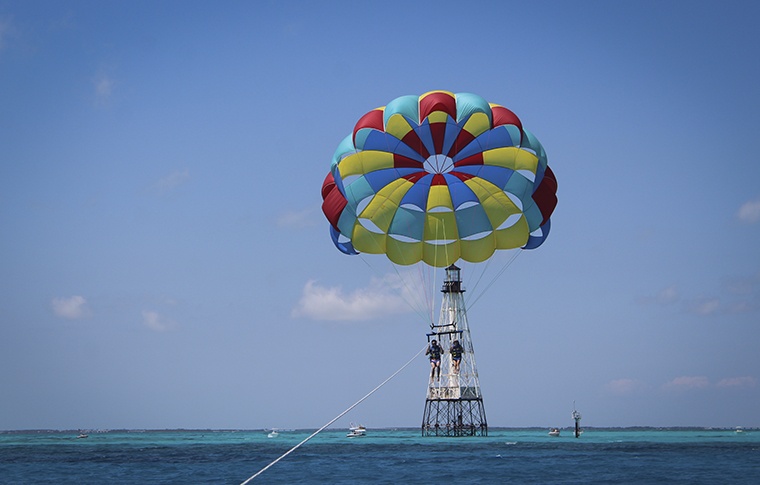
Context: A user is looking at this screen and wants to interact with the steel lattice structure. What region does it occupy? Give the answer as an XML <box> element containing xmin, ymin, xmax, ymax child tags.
<box><xmin>421</xmin><ymin>265</ymin><xmax>488</xmax><ymax>437</ymax></box>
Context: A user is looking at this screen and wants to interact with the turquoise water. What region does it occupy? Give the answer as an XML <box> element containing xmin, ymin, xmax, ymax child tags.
<box><xmin>1</xmin><ymin>428</ymin><xmax>758</xmax><ymax>484</ymax></box>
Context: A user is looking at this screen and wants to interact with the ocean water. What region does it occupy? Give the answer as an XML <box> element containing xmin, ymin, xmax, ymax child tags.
<box><xmin>1</xmin><ymin>428</ymin><xmax>758</xmax><ymax>484</ymax></box>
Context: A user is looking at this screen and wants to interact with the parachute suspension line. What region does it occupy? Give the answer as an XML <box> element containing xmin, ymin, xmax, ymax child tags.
<box><xmin>390</xmin><ymin>260</ymin><xmax>433</xmax><ymax>323</ymax></box>
<box><xmin>386</xmin><ymin>230</ymin><xmax>435</xmax><ymax>321</ymax></box>
<box><xmin>239</xmin><ymin>343</ymin><xmax>429</xmax><ymax>484</ymax></box>
<box><xmin>357</xmin><ymin>253</ymin><xmax>430</xmax><ymax>324</ymax></box>
<box><xmin>431</xmin><ymin>216</ymin><xmax>449</xmax><ymax>324</ymax></box>
<box><xmin>491</xmin><ymin>249</ymin><xmax>524</xmax><ymax>283</ymax></box>
<box><xmin>349</xmin><ymin>224</ymin><xmax>431</xmax><ymax>322</ymax></box>
<box><xmin>428</xmin><ymin>263</ymin><xmax>437</xmax><ymax>325</ymax></box>
<box><xmin>415</xmin><ymin>261</ymin><xmax>436</xmax><ymax>326</ymax></box>
<box><xmin>466</xmin><ymin>249</ymin><xmax>523</xmax><ymax>311</ymax></box>
<box><xmin>463</xmin><ymin>250</ymin><xmax>499</xmax><ymax>299</ymax></box>
<box><xmin>463</xmin><ymin>245</ymin><xmax>519</xmax><ymax>304</ymax></box>
<box><xmin>439</xmin><ymin>216</ymin><xmax>451</xmax><ymax>270</ymax></box>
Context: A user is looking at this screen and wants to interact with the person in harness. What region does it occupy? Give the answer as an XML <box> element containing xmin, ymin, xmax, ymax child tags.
<box><xmin>426</xmin><ymin>339</ymin><xmax>443</xmax><ymax>382</ymax></box>
<box><xmin>450</xmin><ymin>339</ymin><xmax>463</xmax><ymax>374</ymax></box>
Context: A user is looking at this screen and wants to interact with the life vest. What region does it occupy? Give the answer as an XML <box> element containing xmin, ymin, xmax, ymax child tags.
<box><xmin>429</xmin><ymin>344</ymin><xmax>441</xmax><ymax>360</ymax></box>
<box><xmin>451</xmin><ymin>344</ymin><xmax>463</xmax><ymax>359</ymax></box>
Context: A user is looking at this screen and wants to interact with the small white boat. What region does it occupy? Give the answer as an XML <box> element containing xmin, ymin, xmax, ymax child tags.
<box><xmin>548</xmin><ymin>428</ymin><xmax>560</xmax><ymax>437</ymax></box>
<box><xmin>76</xmin><ymin>433</ymin><xmax>89</xmax><ymax>439</ymax></box>
<box><xmin>346</xmin><ymin>423</ymin><xmax>366</xmax><ymax>438</ymax></box>
<box><xmin>735</xmin><ymin>426</ymin><xmax>744</xmax><ymax>433</ymax></box>
<box><xmin>267</xmin><ymin>429</ymin><xmax>279</xmax><ymax>438</ymax></box>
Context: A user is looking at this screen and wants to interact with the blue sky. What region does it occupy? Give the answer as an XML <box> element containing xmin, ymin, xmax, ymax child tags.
<box><xmin>1</xmin><ymin>0</ymin><xmax>759</xmax><ymax>431</ymax></box>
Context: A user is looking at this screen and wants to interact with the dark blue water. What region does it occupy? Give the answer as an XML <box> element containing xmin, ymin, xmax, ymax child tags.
<box><xmin>1</xmin><ymin>428</ymin><xmax>758</xmax><ymax>484</ymax></box>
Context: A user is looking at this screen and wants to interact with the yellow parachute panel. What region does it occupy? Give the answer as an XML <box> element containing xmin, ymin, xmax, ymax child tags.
<box><xmin>426</xmin><ymin>184</ymin><xmax>454</xmax><ymax>211</ymax></box>
<box><xmin>385</xmin><ymin>113</ymin><xmax>415</xmax><ymax>141</ymax></box>
<box><xmin>423</xmin><ymin>241</ymin><xmax>460</xmax><ymax>267</ymax></box>
<box><xmin>426</xmin><ymin>111</ymin><xmax>449</xmax><ymax>124</ymax></box>
<box><xmin>359</xmin><ymin>179</ymin><xmax>412</xmax><ymax>232</ymax></box>
<box><xmin>494</xmin><ymin>215</ymin><xmax>530</xmax><ymax>249</ymax></box>
<box><xmin>386</xmin><ymin>239</ymin><xmax>423</xmax><ymax>265</ymax></box>
<box><xmin>460</xmin><ymin>235</ymin><xmax>497</xmax><ymax>263</ymax></box>
<box><xmin>424</xmin><ymin>211</ymin><xmax>459</xmax><ymax>243</ymax></box>
<box><xmin>462</xmin><ymin>112</ymin><xmax>491</xmax><ymax>138</ymax></box>
<box><xmin>338</xmin><ymin>151</ymin><xmax>395</xmax><ymax>178</ymax></box>
<box><xmin>351</xmin><ymin>224</ymin><xmax>386</xmax><ymax>254</ymax></box>
<box><xmin>464</xmin><ymin>178</ymin><xmax>521</xmax><ymax>227</ymax></box>
<box><xmin>483</xmin><ymin>147</ymin><xmax>538</xmax><ymax>174</ymax></box>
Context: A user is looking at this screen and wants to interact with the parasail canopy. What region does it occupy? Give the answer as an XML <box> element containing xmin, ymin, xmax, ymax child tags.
<box><xmin>322</xmin><ymin>90</ymin><xmax>557</xmax><ymax>267</ymax></box>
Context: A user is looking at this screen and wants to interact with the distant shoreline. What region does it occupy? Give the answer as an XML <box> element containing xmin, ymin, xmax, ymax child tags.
<box><xmin>2</xmin><ymin>426</ymin><xmax>755</xmax><ymax>434</ymax></box>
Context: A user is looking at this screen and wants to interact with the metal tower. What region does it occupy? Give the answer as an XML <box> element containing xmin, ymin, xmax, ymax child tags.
<box><xmin>422</xmin><ymin>264</ymin><xmax>487</xmax><ymax>437</ymax></box>
<box><xmin>572</xmin><ymin>402</ymin><xmax>582</xmax><ymax>438</ymax></box>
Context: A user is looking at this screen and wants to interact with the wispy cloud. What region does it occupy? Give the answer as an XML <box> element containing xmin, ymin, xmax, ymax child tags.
<box><xmin>605</xmin><ymin>378</ymin><xmax>645</xmax><ymax>396</ymax></box>
<box><xmin>94</xmin><ymin>73</ymin><xmax>114</xmax><ymax>102</ymax></box>
<box><xmin>142</xmin><ymin>310</ymin><xmax>177</xmax><ymax>332</ymax></box>
<box><xmin>723</xmin><ymin>300</ymin><xmax>755</xmax><ymax>314</ymax></box>
<box><xmin>662</xmin><ymin>376</ymin><xmax>710</xmax><ymax>391</ymax></box>
<box><xmin>716</xmin><ymin>376</ymin><xmax>757</xmax><ymax>389</ymax></box>
<box><xmin>662</xmin><ymin>375</ymin><xmax>757</xmax><ymax>391</ymax></box>
<box><xmin>638</xmin><ymin>285</ymin><xmax>680</xmax><ymax>306</ymax></box>
<box><xmin>656</xmin><ymin>285</ymin><xmax>679</xmax><ymax>304</ymax></box>
<box><xmin>152</xmin><ymin>169</ymin><xmax>190</xmax><ymax>194</ymax></box>
<box><xmin>725</xmin><ymin>272</ymin><xmax>760</xmax><ymax>296</ymax></box>
<box><xmin>685</xmin><ymin>297</ymin><xmax>721</xmax><ymax>316</ymax></box>
<box><xmin>291</xmin><ymin>277</ymin><xmax>413</xmax><ymax>322</ymax></box>
<box><xmin>277</xmin><ymin>208</ymin><xmax>316</xmax><ymax>229</ymax></box>
<box><xmin>51</xmin><ymin>295</ymin><xmax>91</xmax><ymax>320</ymax></box>
<box><xmin>641</xmin><ymin>277</ymin><xmax>759</xmax><ymax>316</ymax></box>
<box><xmin>91</xmin><ymin>65</ymin><xmax>118</xmax><ymax>108</ymax></box>
<box><xmin>737</xmin><ymin>198</ymin><xmax>760</xmax><ymax>223</ymax></box>
<box><xmin>718</xmin><ymin>272</ymin><xmax>760</xmax><ymax>314</ymax></box>
<box><xmin>0</xmin><ymin>15</ymin><xmax>16</xmax><ymax>53</ymax></box>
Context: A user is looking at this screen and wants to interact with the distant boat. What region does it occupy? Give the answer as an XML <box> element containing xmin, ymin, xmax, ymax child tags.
<box><xmin>735</xmin><ymin>427</ymin><xmax>744</xmax><ymax>433</ymax></box>
<box><xmin>548</xmin><ymin>428</ymin><xmax>560</xmax><ymax>437</ymax></box>
<box><xmin>347</xmin><ymin>423</ymin><xmax>366</xmax><ymax>438</ymax></box>
<box><xmin>267</xmin><ymin>429</ymin><xmax>279</xmax><ymax>438</ymax></box>
<box><xmin>76</xmin><ymin>433</ymin><xmax>89</xmax><ymax>439</ymax></box>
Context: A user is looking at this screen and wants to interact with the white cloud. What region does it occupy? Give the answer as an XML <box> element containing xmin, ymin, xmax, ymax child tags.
<box><xmin>737</xmin><ymin>198</ymin><xmax>760</xmax><ymax>223</ymax></box>
<box><xmin>662</xmin><ymin>376</ymin><xmax>709</xmax><ymax>391</ymax></box>
<box><xmin>0</xmin><ymin>16</ymin><xmax>16</xmax><ymax>52</ymax></box>
<box><xmin>277</xmin><ymin>209</ymin><xmax>316</xmax><ymax>228</ymax></box>
<box><xmin>716</xmin><ymin>376</ymin><xmax>757</xmax><ymax>389</ymax></box>
<box><xmin>153</xmin><ymin>169</ymin><xmax>190</xmax><ymax>193</ymax></box>
<box><xmin>291</xmin><ymin>277</ymin><xmax>412</xmax><ymax>322</ymax></box>
<box><xmin>686</xmin><ymin>297</ymin><xmax>721</xmax><ymax>315</ymax></box>
<box><xmin>142</xmin><ymin>310</ymin><xmax>176</xmax><ymax>332</ymax></box>
<box><xmin>95</xmin><ymin>74</ymin><xmax>113</xmax><ymax>100</ymax></box>
<box><xmin>605</xmin><ymin>378</ymin><xmax>645</xmax><ymax>396</ymax></box>
<box><xmin>723</xmin><ymin>300</ymin><xmax>755</xmax><ymax>314</ymax></box>
<box><xmin>712</xmin><ymin>273</ymin><xmax>760</xmax><ymax>315</ymax></box>
<box><xmin>656</xmin><ymin>285</ymin><xmax>679</xmax><ymax>304</ymax></box>
<box><xmin>641</xmin><ymin>274</ymin><xmax>760</xmax><ymax>316</ymax></box>
<box><xmin>92</xmin><ymin>65</ymin><xmax>118</xmax><ymax>108</ymax></box>
<box><xmin>724</xmin><ymin>272</ymin><xmax>760</xmax><ymax>299</ymax></box>
<box><xmin>637</xmin><ymin>285</ymin><xmax>679</xmax><ymax>306</ymax></box>
<box><xmin>51</xmin><ymin>295</ymin><xmax>90</xmax><ymax>320</ymax></box>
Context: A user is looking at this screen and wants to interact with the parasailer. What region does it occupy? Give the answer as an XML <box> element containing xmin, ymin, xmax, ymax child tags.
<box><xmin>425</xmin><ymin>339</ymin><xmax>443</xmax><ymax>382</ymax></box>
<box><xmin>321</xmin><ymin>90</ymin><xmax>557</xmax><ymax>268</ymax></box>
<box><xmin>450</xmin><ymin>339</ymin><xmax>463</xmax><ymax>374</ymax></box>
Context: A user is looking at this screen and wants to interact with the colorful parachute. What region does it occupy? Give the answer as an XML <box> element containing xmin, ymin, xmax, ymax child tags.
<box><xmin>321</xmin><ymin>91</ymin><xmax>557</xmax><ymax>267</ymax></box>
